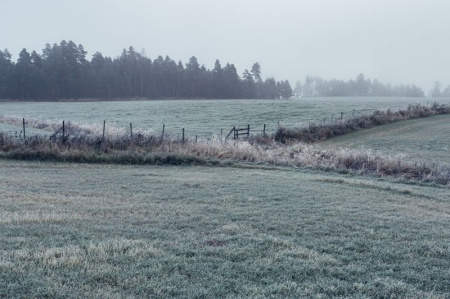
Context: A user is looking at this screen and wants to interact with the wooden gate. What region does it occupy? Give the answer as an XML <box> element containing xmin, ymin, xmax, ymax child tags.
<box><xmin>225</xmin><ymin>125</ymin><xmax>250</xmax><ymax>140</ymax></box>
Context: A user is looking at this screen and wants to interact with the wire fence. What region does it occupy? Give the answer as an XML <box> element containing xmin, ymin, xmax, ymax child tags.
<box><xmin>1</xmin><ymin>101</ymin><xmax>447</xmax><ymax>143</ymax></box>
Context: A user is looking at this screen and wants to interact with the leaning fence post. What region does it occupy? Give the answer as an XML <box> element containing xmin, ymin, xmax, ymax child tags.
<box><xmin>225</xmin><ymin>126</ymin><xmax>235</xmax><ymax>140</ymax></box>
<box><xmin>22</xmin><ymin>118</ymin><xmax>26</xmax><ymax>141</ymax></box>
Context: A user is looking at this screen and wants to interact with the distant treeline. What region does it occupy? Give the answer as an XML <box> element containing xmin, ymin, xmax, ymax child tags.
<box><xmin>294</xmin><ymin>74</ymin><xmax>425</xmax><ymax>97</ymax></box>
<box><xmin>0</xmin><ymin>40</ymin><xmax>293</xmax><ymax>101</ymax></box>
<box><xmin>429</xmin><ymin>81</ymin><xmax>450</xmax><ymax>98</ymax></box>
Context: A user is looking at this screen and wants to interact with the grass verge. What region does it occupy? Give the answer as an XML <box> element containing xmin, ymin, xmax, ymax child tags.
<box><xmin>321</xmin><ymin>114</ymin><xmax>450</xmax><ymax>164</ymax></box>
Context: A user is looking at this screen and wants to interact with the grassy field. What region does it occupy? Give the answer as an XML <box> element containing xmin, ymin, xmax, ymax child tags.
<box><xmin>1</xmin><ymin>160</ymin><xmax>449</xmax><ymax>297</ymax></box>
<box><xmin>322</xmin><ymin>114</ymin><xmax>450</xmax><ymax>165</ymax></box>
<box><xmin>1</xmin><ymin>98</ymin><xmax>449</xmax><ymax>297</ymax></box>
<box><xmin>0</xmin><ymin>97</ymin><xmax>440</xmax><ymax>138</ymax></box>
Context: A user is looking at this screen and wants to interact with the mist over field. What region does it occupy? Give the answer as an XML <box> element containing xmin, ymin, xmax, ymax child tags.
<box><xmin>1</xmin><ymin>1</ymin><xmax>450</xmax><ymax>298</ymax></box>
<box><xmin>2</xmin><ymin>0</ymin><xmax>450</xmax><ymax>95</ymax></box>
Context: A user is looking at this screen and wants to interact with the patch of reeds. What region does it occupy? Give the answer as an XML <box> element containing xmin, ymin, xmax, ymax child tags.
<box><xmin>274</xmin><ymin>103</ymin><xmax>450</xmax><ymax>143</ymax></box>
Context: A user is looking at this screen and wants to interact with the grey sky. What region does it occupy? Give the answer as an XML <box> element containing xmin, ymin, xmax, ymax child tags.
<box><xmin>2</xmin><ymin>0</ymin><xmax>449</xmax><ymax>91</ymax></box>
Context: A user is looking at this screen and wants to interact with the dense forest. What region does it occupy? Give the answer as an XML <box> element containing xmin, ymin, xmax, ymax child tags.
<box><xmin>294</xmin><ymin>74</ymin><xmax>427</xmax><ymax>97</ymax></box>
<box><xmin>2</xmin><ymin>40</ymin><xmax>444</xmax><ymax>101</ymax></box>
<box><xmin>0</xmin><ymin>40</ymin><xmax>293</xmax><ymax>101</ymax></box>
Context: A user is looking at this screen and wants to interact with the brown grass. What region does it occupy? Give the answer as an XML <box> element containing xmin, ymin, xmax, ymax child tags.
<box><xmin>1</xmin><ymin>131</ymin><xmax>449</xmax><ymax>185</ymax></box>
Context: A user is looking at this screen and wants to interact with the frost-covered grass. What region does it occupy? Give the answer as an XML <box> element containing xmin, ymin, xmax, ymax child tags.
<box><xmin>0</xmin><ymin>160</ymin><xmax>448</xmax><ymax>297</ymax></box>
<box><xmin>0</xmin><ymin>97</ymin><xmax>438</xmax><ymax>138</ymax></box>
<box><xmin>275</xmin><ymin>102</ymin><xmax>450</xmax><ymax>143</ymax></box>
<box><xmin>322</xmin><ymin>113</ymin><xmax>450</xmax><ymax>164</ymax></box>
<box><xmin>1</xmin><ymin>129</ymin><xmax>450</xmax><ymax>185</ymax></box>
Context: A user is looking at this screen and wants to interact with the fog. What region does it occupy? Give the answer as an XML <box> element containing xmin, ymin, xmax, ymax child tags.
<box><xmin>2</xmin><ymin>0</ymin><xmax>449</xmax><ymax>91</ymax></box>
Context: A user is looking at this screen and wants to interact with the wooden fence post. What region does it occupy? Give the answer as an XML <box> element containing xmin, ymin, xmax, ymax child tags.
<box><xmin>22</xmin><ymin>118</ymin><xmax>26</xmax><ymax>140</ymax></box>
<box><xmin>161</xmin><ymin>124</ymin><xmax>165</xmax><ymax>142</ymax></box>
<box><xmin>263</xmin><ymin>124</ymin><xmax>266</xmax><ymax>136</ymax></box>
<box><xmin>182</xmin><ymin>128</ymin><xmax>185</xmax><ymax>143</ymax></box>
<box><xmin>102</xmin><ymin>120</ymin><xmax>106</xmax><ymax>142</ymax></box>
<box><xmin>62</xmin><ymin>121</ymin><xmax>65</xmax><ymax>143</ymax></box>
<box><xmin>341</xmin><ymin>112</ymin><xmax>344</xmax><ymax>120</ymax></box>
<box><xmin>130</xmin><ymin>123</ymin><xmax>133</xmax><ymax>139</ymax></box>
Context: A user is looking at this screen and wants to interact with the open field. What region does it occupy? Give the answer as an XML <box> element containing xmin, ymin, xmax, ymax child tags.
<box><xmin>0</xmin><ymin>160</ymin><xmax>449</xmax><ymax>297</ymax></box>
<box><xmin>1</xmin><ymin>103</ymin><xmax>450</xmax><ymax>185</ymax></box>
<box><xmin>1</xmin><ymin>97</ymin><xmax>445</xmax><ymax>138</ymax></box>
<box><xmin>322</xmin><ymin>114</ymin><xmax>450</xmax><ymax>165</ymax></box>
<box><xmin>1</xmin><ymin>98</ymin><xmax>449</xmax><ymax>297</ymax></box>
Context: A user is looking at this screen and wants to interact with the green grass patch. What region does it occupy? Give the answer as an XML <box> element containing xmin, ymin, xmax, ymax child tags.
<box><xmin>314</xmin><ymin>177</ymin><xmax>436</xmax><ymax>199</ymax></box>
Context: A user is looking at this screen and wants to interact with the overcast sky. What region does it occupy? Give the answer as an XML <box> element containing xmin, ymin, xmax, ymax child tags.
<box><xmin>2</xmin><ymin>0</ymin><xmax>449</xmax><ymax>91</ymax></box>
